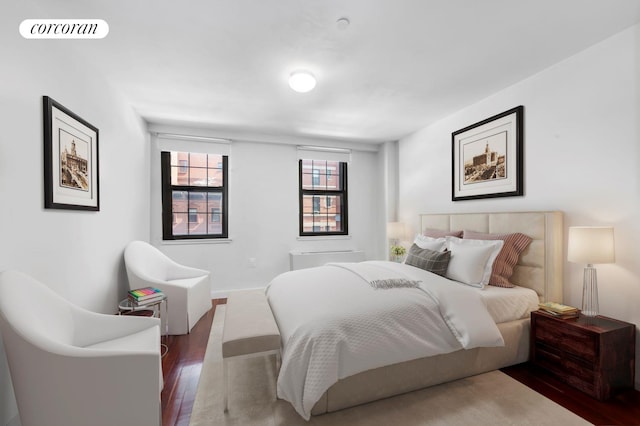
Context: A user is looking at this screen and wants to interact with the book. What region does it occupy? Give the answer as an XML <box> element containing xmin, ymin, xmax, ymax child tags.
<box><xmin>538</xmin><ymin>302</ymin><xmax>579</xmax><ymax>318</ymax></box>
<box><xmin>128</xmin><ymin>287</ymin><xmax>163</xmax><ymax>301</ymax></box>
<box><xmin>128</xmin><ymin>293</ymin><xmax>165</xmax><ymax>306</ymax></box>
<box><xmin>538</xmin><ymin>302</ymin><xmax>578</xmax><ymax>314</ymax></box>
<box><xmin>538</xmin><ymin>308</ymin><xmax>579</xmax><ymax>319</ymax></box>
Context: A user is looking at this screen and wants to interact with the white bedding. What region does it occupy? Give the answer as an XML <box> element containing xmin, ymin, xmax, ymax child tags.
<box><xmin>266</xmin><ymin>260</ymin><xmax>507</xmax><ymax>420</ymax></box>
<box><xmin>480</xmin><ymin>285</ymin><xmax>539</xmax><ymax>324</ymax></box>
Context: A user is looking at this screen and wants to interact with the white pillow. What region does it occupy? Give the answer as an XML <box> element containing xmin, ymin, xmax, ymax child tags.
<box><xmin>445</xmin><ymin>237</ymin><xmax>504</xmax><ymax>288</ymax></box>
<box><xmin>413</xmin><ymin>234</ymin><xmax>446</xmax><ymax>251</ymax></box>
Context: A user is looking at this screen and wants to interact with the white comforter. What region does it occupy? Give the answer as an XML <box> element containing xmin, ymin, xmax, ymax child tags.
<box><xmin>265</xmin><ymin>261</ymin><xmax>504</xmax><ymax>420</ymax></box>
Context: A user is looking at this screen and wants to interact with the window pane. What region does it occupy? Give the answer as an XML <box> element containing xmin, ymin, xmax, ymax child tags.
<box><xmin>172</xmin><ymin>191</ymin><xmax>188</xmax><ymax>212</ymax></box>
<box><xmin>302</xmin><ymin>195</ymin><xmax>316</xmax><ymax>214</ymax></box>
<box><xmin>208</xmin><ymin>168</ymin><xmax>223</xmax><ymax>187</ymax></box>
<box><xmin>190</xmin><ymin>153</ymin><xmax>207</xmax><ymax>168</ymax></box>
<box><xmin>327</xmin><ymin>161</ymin><xmax>340</xmax><ymax>190</ymax></box>
<box><xmin>189</xmin><ymin>213</ymin><xmax>207</xmax><ymax>235</ymax></box>
<box><xmin>334</xmin><ymin>196</ymin><xmax>342</xmax><ymax>213</ymax></box>
<box><xmin>188</xmin><ymin>192</ymin><xmax>207</xmax><ymax>213</ymax></box>
<box><xmin>208</xmin><ymin>214</ymin><xmax>223</xmax><ymax>235</ymax></box>
<box><xmin>207</xmin><ymin>192</ymin><xmax>222</xmax><ymax>214</ymax></box>
<box><xmin>170</xmin><ymin>152</ymin><xmax>187</xmax><ymax>167</ymax></box>
<box><xmin>171</xmin><ymin>165</ymin><xmax>189</xmax><ymax>185</ymax></box>
<box><xmin>208</xmin><ymin>154</ymin><xmax>223</xmax><ymax>168</ymax></box>
<box><xmin>327</xmin><ymin>213</ymin><xmax>343</xmax><ymax>232</ymax></box>
<box><xmin>172</xmin><ymin>213</ymin><xmax>188</xmax><ymax>236</ymax></box>
<box><xmin>188</xmin><ymin>167</ymin><xmax>207</xmax><ymax>186</ymax></box>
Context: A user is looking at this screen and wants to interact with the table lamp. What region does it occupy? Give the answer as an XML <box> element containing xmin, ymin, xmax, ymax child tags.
<box><xmin>567</xmin><ymin>226</ymin><xmax>615</xmax><ymax>317</ymax></box>
<box><xmin>386</xmin><ymin>222</ymin><xmax>406</xmax><ymax>246</ymax></box>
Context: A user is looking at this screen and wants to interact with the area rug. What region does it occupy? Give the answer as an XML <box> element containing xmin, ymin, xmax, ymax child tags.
<box><xmin>189</xmin><ymin>306</ymin><xmax>591</xmax><ymax>425</ymax></box>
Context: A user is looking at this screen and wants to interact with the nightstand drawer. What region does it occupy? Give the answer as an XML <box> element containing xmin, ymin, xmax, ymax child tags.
<box><xmin>535</xmin><ymin>316</ymin><xmax>597</xmax><ymax>362</ymax></box>
<box><xmin>535</xmin><ymin>345</ymin><xmax>595</xmax><ymax>393</ymax></box>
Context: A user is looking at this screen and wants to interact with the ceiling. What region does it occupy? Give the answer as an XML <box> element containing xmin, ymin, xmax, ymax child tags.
<box><xmin>20</xmin><ymin>0</ymin><xmax>640</xmax><ymax>143</ymax></box>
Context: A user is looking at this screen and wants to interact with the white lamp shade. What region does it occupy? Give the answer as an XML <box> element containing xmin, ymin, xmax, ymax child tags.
<box><xmin>387</xmin><ymin>222</ymin><xmax>406</xmax><ymax>240</ymax></box>
<box><xmin>567</xmin><ymin>226</ymin><xmax>615</xmax><ymax>264</ymax></box>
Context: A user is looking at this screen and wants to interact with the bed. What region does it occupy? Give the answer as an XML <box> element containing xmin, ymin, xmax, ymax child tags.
<box><xmin>266</xmin><ymin>211</ymin><xmax>563</xmax><ymax>419</ymax></box>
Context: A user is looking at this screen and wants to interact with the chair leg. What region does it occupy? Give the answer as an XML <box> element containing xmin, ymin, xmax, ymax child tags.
<box><xmin>223</xmin><ymin>358</ymin><xmax>229</xmax><ymax>412</ymax></box>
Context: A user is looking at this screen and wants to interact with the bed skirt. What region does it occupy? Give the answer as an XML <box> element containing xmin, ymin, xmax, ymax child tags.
<box><xmin>310</xmin><ymin>317</ymin><xmax>530</xmax><ymax>415</ymax></box>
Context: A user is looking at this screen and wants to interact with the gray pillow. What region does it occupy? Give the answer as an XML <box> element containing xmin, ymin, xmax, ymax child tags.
<box><xmin>405</xmin><ymin>244</ymin><xmax>451</xmax><ymax>276</ymax></box>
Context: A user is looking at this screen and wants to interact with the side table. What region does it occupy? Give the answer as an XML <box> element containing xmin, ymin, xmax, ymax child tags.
<box><xmin>119</xmin><ymin>295</ymin><xmax>168</xmax><ymax>357</ymax></box>
<box><xmin>530</xmin><ymin>310</ymin><xmax>635</xmax><ymax>400</ymax></box>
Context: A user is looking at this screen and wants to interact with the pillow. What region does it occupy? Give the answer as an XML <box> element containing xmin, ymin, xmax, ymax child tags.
<box><xmin>444</xmin><ymin>236</ymin><xmax>503</xmax><ymax>288</ymax></box>
<box><xmin>463</xmin><ymin>230</ymin><xmax>532</xmax><ymax>288</ymax></box>
<box><xmin>412</xmin><ymin>234</ymin><xmax>446</xmax><ymax>251</ymax></box>
<box><xmin>423</xmin><ymin>228</ymin><xmax>463</xmax><ymax>238</ymax></box>
<box><xmin>405</xmin><ymin>244</ymin><xmax>451</xmax><ymax>276</ymax></box>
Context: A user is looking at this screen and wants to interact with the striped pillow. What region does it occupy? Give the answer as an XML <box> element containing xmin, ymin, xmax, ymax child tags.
<box><xmin>405</xmin><ymin>244</ymin><xmax>451</xmax><ymax>276</ymax></box>
<box><xmin>463</xmin><ymin>230</ymin><xmax>532</xmax><ymax>288</ymax></box>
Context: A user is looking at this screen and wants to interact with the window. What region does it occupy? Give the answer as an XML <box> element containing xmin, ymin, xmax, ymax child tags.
<box><xmin>299</xmin><ymin>159</ymin><xmax>348</xmax><ymax>236</ymax></box>
<box><xmin>161</xmin><ymin>151</ymin><xmax>228</xmax><ymax>239</ymax></box>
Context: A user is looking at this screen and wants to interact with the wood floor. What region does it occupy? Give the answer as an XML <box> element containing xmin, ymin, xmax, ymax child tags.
<box><xmin>161</xmin><ymin>299</ymin><xmax>640</xmax><ymax>426</ymax></box>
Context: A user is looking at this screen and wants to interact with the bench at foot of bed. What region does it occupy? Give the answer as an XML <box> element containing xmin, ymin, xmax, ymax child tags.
<box><xmin>222</xmin><ymin>289</ymin><xmax>281</xmax><ymax>412</ymax></box>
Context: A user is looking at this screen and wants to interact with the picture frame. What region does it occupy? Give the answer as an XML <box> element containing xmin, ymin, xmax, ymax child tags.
<box><xmin>43</xmin><ymin>96</ymin><xmax>100</xmax><ymax>211</ymax></box>
<box><xmin>452</xmin><ymin>106</ymin><xmax>523</xmax><ymax>201</ymax></box>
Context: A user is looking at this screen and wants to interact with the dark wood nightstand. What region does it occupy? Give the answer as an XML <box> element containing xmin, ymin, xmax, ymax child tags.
<box><xmin>530</xmin><ymin>310</ymin><xmax>635</xmax><ymax>400</ymax></box>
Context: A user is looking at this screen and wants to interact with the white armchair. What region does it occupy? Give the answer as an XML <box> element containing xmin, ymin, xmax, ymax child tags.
<box><xmin>0</xmin><ymin>270</ymin><xmax>162</xmax><ymax>426</ymax></box>
<box><xmin>124</xmin><ymin>241</ymin><xmax>212</xmax><ymax>335</ymax></box>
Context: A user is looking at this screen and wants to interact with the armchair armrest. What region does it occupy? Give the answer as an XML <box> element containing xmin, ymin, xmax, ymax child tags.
<box><xmin>166</xmin><ymin>259</ymin><xmax>210</xmax><ymax>281</ymax></box>
<box><xmin>70</xmin><ymin>305</ymin><xmax>160</xmax><ymax>348</ymax></box>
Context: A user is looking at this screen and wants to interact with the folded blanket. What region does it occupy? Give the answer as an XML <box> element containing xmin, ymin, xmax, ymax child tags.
<box><xmin>326</xmin><ymin>262</ymin><xmax>421</xmax><ymax>289</ymax></box>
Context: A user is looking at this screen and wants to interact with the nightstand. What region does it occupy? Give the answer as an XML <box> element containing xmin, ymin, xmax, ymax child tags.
<box><xmin>530</xmin><ymin>310</ymin><xmax>635</xmax><ymax>400</ymax></box>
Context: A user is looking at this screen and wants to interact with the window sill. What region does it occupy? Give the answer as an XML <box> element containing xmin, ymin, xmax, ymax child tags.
<box><xmin>296</xmin><ymin>235</ymin><xmax>352</xmax><ymax>241</ymax></box>
<box><xmin>160</xmin><ymin>238</ymin><xmax>233</xmax><ymax>245</ymax></box>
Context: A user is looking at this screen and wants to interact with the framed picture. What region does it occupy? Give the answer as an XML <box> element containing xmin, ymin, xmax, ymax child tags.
<box><xmin>452</xmin><ymin>106</ymin><xmax>523</xmax><ymax>201</ymax></box>
<box><xmin>43</xmin><ymin>96</ymin><xmax>100</xmax><ymax>211</ymax></box>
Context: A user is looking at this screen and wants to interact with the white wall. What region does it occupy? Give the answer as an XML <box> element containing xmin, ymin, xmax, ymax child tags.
<box><xmin>148</xmin><ymin>127</ymin><xmax>386</xmax><ymax>297</ymax></box>
<box><xmin>0</xmin><ymin>5</ymin><xmax>150</xmax><ymax>425</ymax></box>
<box><xmin>398</xmin><ymin>24</ymin><xmax>640</xmax><ymax>387</ymax></box>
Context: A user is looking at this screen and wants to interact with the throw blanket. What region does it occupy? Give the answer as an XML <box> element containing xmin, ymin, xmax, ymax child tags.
<box><xmin>266</xmin><ymin>261</ymin><xmax>504</xmax><ymax>420</ymax></box>
<box><xmin>326</xmin><ymin>262</ymin><xmax>421</xmax><ymax>289</ymax></box>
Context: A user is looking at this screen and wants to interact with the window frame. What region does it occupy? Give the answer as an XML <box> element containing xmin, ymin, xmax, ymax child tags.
<box><xmin>298</xmin><ymin>159</ymin><xmax>348</xmax><ymax>236</ymax></box>
<box><xmin>161</xmin><ymin>151</ymin><xmax>229</xmax><ymax>240</ymax></box>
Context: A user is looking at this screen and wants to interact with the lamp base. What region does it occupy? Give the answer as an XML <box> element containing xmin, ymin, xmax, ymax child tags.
<box><xmin>581</xmin><ymin>265</ymin><xmax>599</xmax><ymax>317</ymax></box>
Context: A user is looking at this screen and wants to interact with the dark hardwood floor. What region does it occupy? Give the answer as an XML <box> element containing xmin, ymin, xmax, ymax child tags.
<box><xmin>161</xmin><ymin>298</ymin><xmax>224</xmax><ymax>426</ymax></box>
<box><xmin>161</xmin><ymin>299</ymin><xmax>640</xmax><ymax>425</ymax></box>
<box><xmin>501</xmin><ymin>363</ymin><xmax>640</xmax><ymax>426</ymax></box>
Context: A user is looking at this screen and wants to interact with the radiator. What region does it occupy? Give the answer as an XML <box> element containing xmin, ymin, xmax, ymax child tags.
<box><xmin>289</xmin><ymin>250</ymin><xmax>365</xmax><ymax>271</ymax></box>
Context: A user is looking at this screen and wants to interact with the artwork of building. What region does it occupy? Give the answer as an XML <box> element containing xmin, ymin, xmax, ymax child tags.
<box><xmin>60</xmin><ymin>140</ymin><xmax>89</xmax><ymax>190</ymax></box>
<box><xmin>465</xmin><ymin>142</ymin><xmax>505</xmax><ymax>183</ymax></box>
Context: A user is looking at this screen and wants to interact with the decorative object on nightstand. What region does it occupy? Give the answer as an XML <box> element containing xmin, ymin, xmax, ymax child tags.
<box><xmin>387</xmin><ymin>222</ymin><xmax>406</xmax><ymax>261</ymax></box>
<box><xmin>567</xmin><ymin>226</ymin><xmax>615</xmax><ymax>317</ymax></box>
<box><xmin>530</xmin><ymin>310</ymin><xmax>635</xmax><ymax>400</ymax></box>
<box><xmin>390</xmin><ymin>245</ymin><xmax>407</xmax><ymax>263</ymax></box>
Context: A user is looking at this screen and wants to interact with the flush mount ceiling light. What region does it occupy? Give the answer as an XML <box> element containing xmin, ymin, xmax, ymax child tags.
<box><xmin>288</xmin><ymin>70</ymin><xmax>316</xmax><ymax>93</ymax></box>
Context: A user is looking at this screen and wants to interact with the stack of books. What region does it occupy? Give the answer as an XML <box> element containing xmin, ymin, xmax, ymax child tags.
<box><xmin>128</xmin><ymin>287</ymin><xmax>165</xmax><ymax>306</ymax></box>
<box><xmin>538</xmin><ymin>302</ymin><xmax>579</xmax><ymax>319</ymax></box>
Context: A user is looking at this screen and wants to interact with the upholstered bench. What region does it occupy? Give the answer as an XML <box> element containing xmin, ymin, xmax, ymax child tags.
<box><xmin>222</xmin><ymin>289</ymin><xmax>281</xmax><ymax>412</ymax></box>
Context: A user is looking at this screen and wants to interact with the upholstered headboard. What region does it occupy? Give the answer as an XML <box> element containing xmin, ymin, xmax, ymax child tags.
<box><xmin>419</xmin><ymin>211</ymin><xmax>563</xmax><ymax>302</ymax></box>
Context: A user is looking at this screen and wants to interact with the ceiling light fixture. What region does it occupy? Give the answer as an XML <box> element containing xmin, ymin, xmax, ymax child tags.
<box><xmin>288</xmin><ymin>70</ymin><xmax>316</xmax><ymax>93</ymax></box>
<box><xmin>336</xmin><ymin>17</ymin><xmax>350</xmax><ymax>30</ymax></box>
